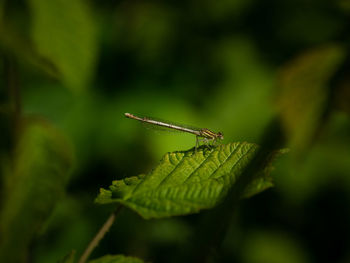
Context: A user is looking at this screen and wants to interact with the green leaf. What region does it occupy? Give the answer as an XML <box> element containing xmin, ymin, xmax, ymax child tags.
<box><xmin>96</xmin><ymin>142</ymin><xmax>281</xmax><ymax>219</ymax></box>
<box><xmin>277</xmin><ymin>45</ymin><xmax>345</xmax><ymax>154</ymax></box>
<box><xmin>0</xmin><ymin>27</ymin><xmax>59</xmax><ymax>79</ymax></box>
<box><xmin>89</xmin><ymin>255</ymin><xmax>145</xmax><ymax>263</ymax></box>
<box><xmin>0</xmin><ymin>119</ymin><xmax>74</xmax><ymax>262</ymax></box>
<box><xmin>28</xmin><ymin>0</ymin><xmax>98</xmax><ymax>92</ymax></box>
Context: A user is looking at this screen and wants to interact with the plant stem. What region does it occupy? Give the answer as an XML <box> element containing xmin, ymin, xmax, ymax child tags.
<box><xmin>4</xmin><ymin>55</ymin><xmax>21</xmax><ymax>118</ymax></box>
<box><xmin>1</xmin><ymin>54</ymin><xmax>20</xmax><ymax>156</ymax></box>
<box><xmin>78</xmin><ymin>205</ymin><xmax>123</xmax><ymax>263</ymax></box>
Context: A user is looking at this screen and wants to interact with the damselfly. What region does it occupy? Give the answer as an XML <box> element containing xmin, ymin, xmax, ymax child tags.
<box><xmin>125</xmin><ymin>113</ymin><xmax>224</xmax><ymax>149</ymax></box>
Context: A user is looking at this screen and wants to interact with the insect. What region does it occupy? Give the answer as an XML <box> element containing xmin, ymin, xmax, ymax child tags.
<box><xmin>125</xmin><ymin>113</ymin><xmax>224</xmax><ymax>150</ymax></box>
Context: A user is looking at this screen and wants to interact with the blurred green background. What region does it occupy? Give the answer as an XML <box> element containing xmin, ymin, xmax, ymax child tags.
<box><xmin>1</xmin><ymin>0</ymin><xmax>350</xmax><ymax>262</ymax></box>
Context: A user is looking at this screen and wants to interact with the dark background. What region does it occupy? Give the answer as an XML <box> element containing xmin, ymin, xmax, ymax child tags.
<box><xmin>1</xmin><ymin>0</ymin><xmax>350</xmax><ymax>262</ymax></box>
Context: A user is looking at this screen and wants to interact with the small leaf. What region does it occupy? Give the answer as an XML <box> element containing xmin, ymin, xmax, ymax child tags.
<box><xmin>0</xmin><ymin>119</ymin><xmax>74</xmax><ymax>262</ymax></box>
<box><xmin>28</xmin><ymin>0</ymin><xmax>98</xmax><ymax>92</ymax></box>
<box><xmin>277</xmin><ymin>45</ymin><xmax>345</xmax><ymax>154</ymax></box>
<box><xmin>58</xmin><ymin>250</ymin><xmax>75</xmax><ymax>263</ymax></box>
<box><xmin>89</xmin><ymin>254</ymin><xmax>145</xmax><ymax>263</ymax></box>
<box><xmin>96</xmin><ymin>142</ymin><xmax>282</xmax><ymax>219</ymax></box>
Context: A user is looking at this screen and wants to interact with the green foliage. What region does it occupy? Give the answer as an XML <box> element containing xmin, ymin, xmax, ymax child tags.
<box><xmin>28</xmin><ymin>0</ymin><xmax>98</xmax><ymax>92</ymax></box>
<box><xmin>1</xmin><ymin>0</ymin><xmax>349</xmax><ymax>262</ymax></box>
<box><xmin>0</xmin><ymin>119</ymin><xmax>74</xmax><ymax>263</ymax></box>
<box><xmin>277</xmin><ymin>45</ymin><xmax>346</xmax><ymax>154</ymax></box>
<box><xmin>88</xmin><ymin>254</ymin><xmax>145</xmax><ymax>263</ymax></box>
<box><xmin>96</xmin><ymin>142</ymin><xmax>282</xmax><ymax>219</ymax></box>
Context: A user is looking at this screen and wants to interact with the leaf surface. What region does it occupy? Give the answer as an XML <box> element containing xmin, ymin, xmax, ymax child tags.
<box><xmin>0</xmin><ymin>119</ymin><xmax>74</xmax><ymax>262</ymax></box>
<box><xmin>28</xmin><ymin>0</ymin><xmax>98</xmax><ymax>92</ymax></box>
<box><xmin>96</xmin><ymin>142</ymin><xmax>280</xmax><ymax>219</ymax></box>
<box><xmin>276</xmin><ymin>45</ymin><xmax>345</xmax><ymax>154</ymax></box>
